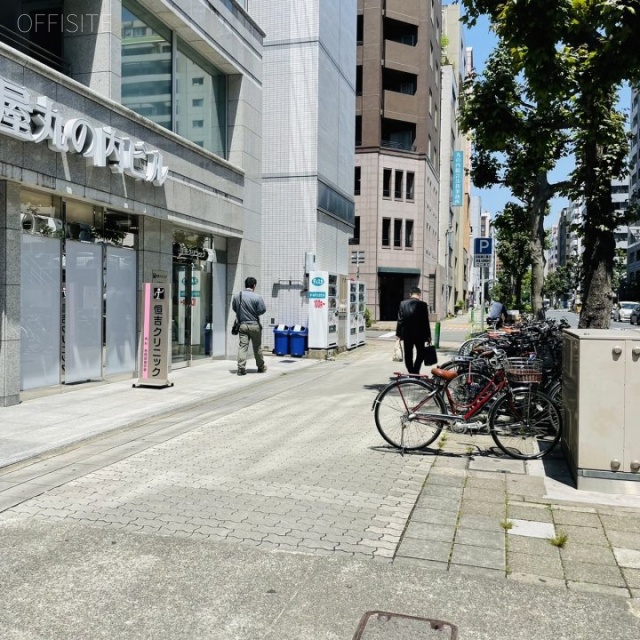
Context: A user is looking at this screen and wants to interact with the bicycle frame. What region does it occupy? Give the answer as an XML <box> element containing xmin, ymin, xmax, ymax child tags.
<box><xmin>439</xmin><ymin>370</ymin><xmax>508</xmax><ymax>422</ymax></box>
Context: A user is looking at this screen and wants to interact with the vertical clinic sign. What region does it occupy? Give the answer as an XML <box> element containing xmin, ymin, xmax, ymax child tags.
<box><xmin>451</xmin><ymin>150</ymin><xmax>464</xmax><ymax>207</ymax></box>
<box><xmin>136</xmin><ymin>282</ymin><xmax>171</xmax><ymax>387</ymax></box>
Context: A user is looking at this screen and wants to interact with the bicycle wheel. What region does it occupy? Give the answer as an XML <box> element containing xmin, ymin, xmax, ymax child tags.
<box><xmin>445</xmin><ymin>372</ymin><xmax>494</xmax><ymax>413</ymax></box>
<box><xmin>546</xmin><ymin>381</ymin><xmax>562</xmax><ymax>409</ymax></box>
<box><xmin>458</xmin><ymin>337</ymin><xmax>489</xmax><ymax>356</ymax></box>
<box><xmin>488</xmin><ymin>388</ymin><xmax>561</xmax><ymax>459</ymax></box>
<box><xmin>374</xmin><ymin>379</ymin><xmax>446</xmax><ymax>450</ymax></box>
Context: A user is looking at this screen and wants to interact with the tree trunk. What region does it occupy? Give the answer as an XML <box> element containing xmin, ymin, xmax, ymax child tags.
<box><xmin>578</xmin><ymin>220</ymin><xmax>614</xmax><ymax>328</ymax></box>
<box><xmin>578</xmin><ymin>136</ymin><xmax>615</xmax><ymax>329</ymax></box>
<box><xmin>530</xmin><ymin>174</ymin><xmax>550</xmax><ymax>320</ymax></box>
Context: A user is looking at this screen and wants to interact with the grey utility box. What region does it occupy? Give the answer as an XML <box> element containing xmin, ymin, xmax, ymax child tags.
<box><xmin>563</xmin><ymin>329</ymin><xmax>640</xmax><ymax>493</ymax></box>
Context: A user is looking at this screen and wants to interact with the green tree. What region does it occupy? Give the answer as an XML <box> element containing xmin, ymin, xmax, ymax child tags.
<box><xmin>492</xmin><ymin>203</ymin><xmax>533</xmax><ymax>308</ymax></box>
<box><xmin>459</xmin><ymin>43</ymin><xmax>570</xmax><ymax>320</ymax></box>
<box><xmin>462</xmin><ymin>0</ymin><xmax>640</xmax><ymax>328</ymax></box>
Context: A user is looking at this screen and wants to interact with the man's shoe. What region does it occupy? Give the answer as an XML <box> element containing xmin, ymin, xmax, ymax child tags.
<box><xmin>257</xmin><ymin>367</ymin><xmax>267</xmax><ymax>373</ymax></box>
<box><xmin>237</xmin><ymin>370</ymin><xmax>246</xmax><ymax>376</ymax></box>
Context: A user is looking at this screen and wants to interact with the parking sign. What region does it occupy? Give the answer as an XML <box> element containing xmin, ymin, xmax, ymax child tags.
<box><xmin>474</xmin><ymin>237</ymin><xmax>493</xmax><ymax>255</ymax></box>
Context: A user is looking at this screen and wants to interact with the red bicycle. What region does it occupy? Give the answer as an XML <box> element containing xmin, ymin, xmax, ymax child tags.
<box><xmin>372</xmin><ymin>350</ymin><xmax>562</xmax><ymax>460</ymax></box>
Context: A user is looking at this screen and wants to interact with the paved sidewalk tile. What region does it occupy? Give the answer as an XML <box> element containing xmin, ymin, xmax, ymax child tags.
<box><xmin>613</xmin><ymin>547</ymin><xmax>640</xmax><ymax>569</ymax></box>
<box><xmin>607</xmin><ymin>530</ymin><xmax>640</xmax><ymax>551</ymax></box>
<box><xmin>468</xmin><ymin>457</ymin><xmax>526</xmax><ymax>474</ymax></box>
<box><xmin>448</xmin><ymin>564</ymin><xmax>504</xmax><ymax>580</ymax></box>
<box><xmin>403</xmin><ymin>521</ymin><xmax>456</xmax><ymax>543</ymax></box>
<box><xmin>563</xmin><ymin>562</ymin><xmax>627</xmax><ymax>588</ymax></box>
<box><xmin>552</xmin><ymin>509</ymin><xmax>601</xmax><ymax>528</ymax></box>
<box><xmin>508</xmin><ymin>504</ymin><xmax>553</xmax><ymax>523</ymax></box>
<box><xmin>460</xmin><ymin>500</ymin><xmax>506</xmax><ymax>518</ymax></box>
<box><xmin>455</xmin><ymin>528</ymin><xmax>504</xmax><ymax>550</ymax></box>
<box><xmin>507</xmin><ymin>552</ymin><xmax>564</xmax><ymax>580</ymax></box>
<box><xmin>425</xmin><ymin>474</ymin><xmax>465</xmax><ymax>488</ymax></box>
<box><xmin>601</xmin><ymin>514</ymin><xmax>640</xmax><ymax>533</ymax></box>
<box><xmin>450</xmin><ymin>543</ymin><xmax>505</xmax><ymax>570</ymax></box>
<box><xmin>560</xmin><ymin>543</ymin><xmax>618</xmax><ymax>566</ymax></box>
<box><xmin>457</xmin><ymin>514</ymin><xmax>504</xmax><ymax>533</ymax></box>
<box><xmin>410</xmin><ymin>507</ymin><xmax>458</xmax><ymax>527</ymax></box>
<box><xmin>559</xmin><ymin>524</ymin><xmax>608</xmax><ymax>546</ymax></box>
<box><xmin>396</xmin><ymin>538</ymin><xmax>451</xmax><ymax>563</ymax></box>
<box><xmin>462</xmin><ymin>487</ymin><xmax>506</xmax><ymax>504</ymax></box>
<box><xmin>507</xmin><ymin>536</ymin><xmax>561</xmax><ymax>558</ymax></box>
<box><xmin>508</xmin><ymin>519</ymin><xmax>555</xmax><ymax>539</ymax></box>
<box><xmin>622</xmin><ymin>568</ymin><xmax>640</xmax><ymax>588</ymax></box>
<box><xmin>567</xmin><ymin>582</ymin><xmax>631</xmax><ymax>599</ymax></box>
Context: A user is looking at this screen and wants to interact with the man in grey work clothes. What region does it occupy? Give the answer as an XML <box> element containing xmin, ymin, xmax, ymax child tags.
<box><xmin>232</xmin><ymin>277</ymin><xmax>267</xmax><ymax>375</ymax></box>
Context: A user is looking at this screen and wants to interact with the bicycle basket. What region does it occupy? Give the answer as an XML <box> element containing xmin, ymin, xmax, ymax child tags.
<box><xmin>505</xmin><ymin>357</ymin><xmax>542</xmax><ymax>384</ymax></box>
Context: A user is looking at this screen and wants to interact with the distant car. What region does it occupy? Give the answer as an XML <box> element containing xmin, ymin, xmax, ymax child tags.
<box><xmin>630</xmin><ymin>304</ymin><xmax>640</xmax><ymax>325</ymax></box>
<box><xmin>613</xmin><ymin>301</ymin><xmax>640</xmax><ymax>322</ymax></box>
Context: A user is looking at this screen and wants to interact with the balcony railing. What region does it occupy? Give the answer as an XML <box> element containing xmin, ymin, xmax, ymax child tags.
<box><xmin>0</xmin><ymin>24</ymin><xmax>70</xmax><ymax>74</ymax></box>
<box><xmin>381</xmin><ymin>139</ymin><xmax>416</xmax><ymax>152</ymax></box>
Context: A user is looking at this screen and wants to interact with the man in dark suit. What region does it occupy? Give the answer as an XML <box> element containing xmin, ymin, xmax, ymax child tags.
<box><xmin>395</xmin><ymin>286</ymin><xmax>432</xmax><ymax>374</ymax></box>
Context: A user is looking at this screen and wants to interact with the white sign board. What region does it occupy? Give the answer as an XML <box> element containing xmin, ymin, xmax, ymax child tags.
<box><xmin>474</xmin><ymin>255</ymin><xmax>492</xmax><ymax>267</ymax></box>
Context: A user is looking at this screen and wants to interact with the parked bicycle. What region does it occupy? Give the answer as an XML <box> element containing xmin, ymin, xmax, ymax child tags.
<box><xmin>372</xmin><ymin>350</ymin><xmax>562</xmax><ymax>460</ymax></box>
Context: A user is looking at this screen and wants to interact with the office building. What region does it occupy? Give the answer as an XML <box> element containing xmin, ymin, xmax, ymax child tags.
<box><xmin>0</xmin><ymin>0</ymin><xmax>263</xmax><ymax>405</ymax></box>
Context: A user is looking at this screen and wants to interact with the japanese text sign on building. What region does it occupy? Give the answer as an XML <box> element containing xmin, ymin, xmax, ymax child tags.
<box><xmin>451</xmin><ymin>150</ymin><xmax>464</xmax><ymax>207</ymax></box>
<box><xmin>136</xmin><ymin>282</ymin><xmax>171</xmax><ymax>388</ymax></box>
<box><xmin>0</xmin><ymin>74</ymin><xmax>168</xmax><ymax>186</ymax></box>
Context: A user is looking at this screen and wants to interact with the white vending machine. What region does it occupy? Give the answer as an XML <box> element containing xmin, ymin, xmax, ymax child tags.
<box><xmin>308</xmin><ymin>271</ymin><xmax>339</xmax><ymax>349</ymax></box>
<box><xmin>357</xmin><ymin>281</ymin><xmax>366</xmax><ymax>345</ymax></box>
<box><xmin>345</xmin><ymin>280</ymin><xmax>359</xmax><ymax>349</ymax></box>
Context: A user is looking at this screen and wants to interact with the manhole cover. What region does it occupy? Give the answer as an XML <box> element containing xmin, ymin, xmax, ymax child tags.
<box><xmin>353</xmin><ymin>611</ymin><xmax>458</xmax><ymax>639</ymax></box>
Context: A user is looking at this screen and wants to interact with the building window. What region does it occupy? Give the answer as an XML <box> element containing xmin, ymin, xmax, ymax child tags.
<box><xmin>406</xmin><ymin>172</ymin><xmax>415</xmax><ymax>200</ymax></box>
<box><xmin>394</xmin><ymin>219</ymin><xmax>403</xmax><ymax>247</ymax></box>
<box><xmin>355</xmin><ymin>115</ymin><xmax>362</xmax><ymax>146</ymax></box>
<box><xmin>356</xmin><ymin>66</ymin><xmax>363</xmax><ymax>95</ymax></box>
<box><xmin>405</xmin><ymin>220</ymin><xmax>414</xmax><ymax>248</ymax></box>
<box><xmin>395</xmin><ymin>171</ymin><xmax>403</xmax><ymax>199</ymax></box>
<box><xmin>192</xmin><ymin>120</ymin><xmax>204</xmax><ymax>128</ymax></box>
<box><xmin>122</xmin><ymin>0</ymin><xmax>227</xmax><ymax>158</ymax></box>
<box><xmin>350</xmin><ymin>216</ymin><xmax>361</xmax><ymax>245</ymax></box>
<box><xmin>383</xmin><ymin>169</ymin><xmax>392</xmax><ymax>198</ymax></box>
<box><xmin>382</xmin><ymin>218</ymin><xmax>391</xmax><ymax>247</ymax></box>
<box><xmin>357</xmin><ymin>14</ymin><xmax>363</xmax><ymax>44</ymax></box>
<box><xmin>354</xmin><ymin>167</ymin><xmax>361</xmax><ymax>196</ymax></box>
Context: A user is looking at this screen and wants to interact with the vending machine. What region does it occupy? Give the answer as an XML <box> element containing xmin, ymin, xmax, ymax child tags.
<box><xmin>345</xmin><ymin>280</ymin><xmax>359</xmax><ymax>349</ymax></box>
<box><xmin>308</xmin><ymin>271</ymin><xmax>339</xmax><ymax>349</ymax></box>
<box><xmin>357</xmin><ymin>281</ymin><xmax>367</xmax><ymax>345</ymax></box>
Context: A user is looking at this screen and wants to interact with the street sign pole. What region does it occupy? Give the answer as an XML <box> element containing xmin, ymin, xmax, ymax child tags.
<box><xmin>480</xmin><ymin>267</ymin><xmax>484</xmax><ymax>333</ymax></box>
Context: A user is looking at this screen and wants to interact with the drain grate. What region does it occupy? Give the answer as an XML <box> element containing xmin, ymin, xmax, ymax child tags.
<box><xmin>353</xmin><ymin>611</ymin><xmax>458</xmax><ymax>639</ymax></box>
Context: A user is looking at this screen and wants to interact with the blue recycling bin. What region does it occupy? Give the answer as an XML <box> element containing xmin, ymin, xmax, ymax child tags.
<box><xmin>289</xmin><ymin>325</ymin><xmax>308</xmax><ymax>357</ymax></box>
<box><xmin>273</xmin><ymin>324</ymin><xmax>290</xmax><ymax>356</ymax></box>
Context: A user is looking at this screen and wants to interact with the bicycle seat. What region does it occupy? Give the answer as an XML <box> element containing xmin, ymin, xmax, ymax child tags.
<box><xmin>430</xmin><ymin>367</ymin><xmax>458</xmax><ymax>381</ymax></box>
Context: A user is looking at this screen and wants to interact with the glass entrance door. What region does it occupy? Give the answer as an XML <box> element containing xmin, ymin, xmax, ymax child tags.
<box><xmin>172</xmin><ymin>259</ymin><xmax>212</xmax><ymax>366</ymax></box>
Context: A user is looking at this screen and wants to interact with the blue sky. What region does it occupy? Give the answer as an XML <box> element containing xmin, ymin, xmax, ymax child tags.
<box><xmin>462</xmin><ymin>14</ymin><xmax>632</xmax><ymax>229</ymax></box>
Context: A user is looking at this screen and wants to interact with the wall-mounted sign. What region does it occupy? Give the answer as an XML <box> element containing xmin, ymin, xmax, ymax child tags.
<box><xmin>451</xmin><ymin>150</ymin><xmax>464</xmax><ymax>207</ymax></box>
<box><xmin>0</xmin><ymin>74</ymin><xmax>168</xmax><ymax>186</ymax></box>
<box><xmin>172</xmin><ymin>243</ymin><xmax>209</xmax><ymax>260</ymax></box>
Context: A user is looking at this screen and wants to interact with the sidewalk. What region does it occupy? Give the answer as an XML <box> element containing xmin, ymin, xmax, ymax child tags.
<box><xmin>0</xmin><ymin>355</ymin><xmax>320</xmax><ymax>471</ymax></box>
<box><xmin>2</xmin><ymin>339</ymin><xmax>640</xmax><ymax>637</ymax></box>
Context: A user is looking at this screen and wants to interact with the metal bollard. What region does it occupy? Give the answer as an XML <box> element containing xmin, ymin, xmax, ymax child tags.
<box><xmin>434</xmin><ymin>321</ymin><xmax>441</xmax><ymax>349</ymax></box>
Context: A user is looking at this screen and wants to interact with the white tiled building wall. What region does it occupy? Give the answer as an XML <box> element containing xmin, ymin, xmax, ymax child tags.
<box><xmin>253</xmin><ymin>0</ymin><xmax>356</xmax><ymax>347</ymax></box>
